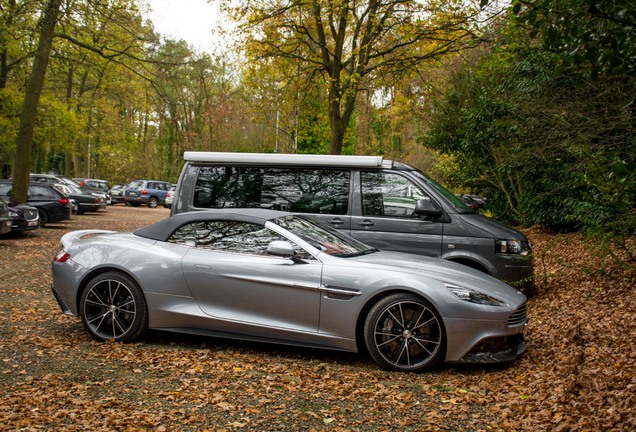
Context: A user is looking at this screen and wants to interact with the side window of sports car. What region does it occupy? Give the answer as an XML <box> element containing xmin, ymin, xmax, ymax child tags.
<box><xmin>169</xmin><ymin>221</ymin><xmax>314</xmax><ymax>259</ymax></box>
<box><xmin>168</xmin><ymin>224</ymin><xmax>197</xmax><ymax>246</ymax></box>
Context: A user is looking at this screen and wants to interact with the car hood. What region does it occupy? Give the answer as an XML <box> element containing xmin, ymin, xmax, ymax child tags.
<box><xmin>450</xmin><ymin>213</ymin><xmax>529</xmax><ymax>241</ymax></box>
<box><xmin>349</xmin><ymin>250</ymin><xmax>525</xmax><ymax>303</ymax></box>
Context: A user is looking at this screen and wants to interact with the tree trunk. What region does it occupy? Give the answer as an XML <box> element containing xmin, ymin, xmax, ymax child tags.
<box><xmin>327</xmin><ymin>86</ymin><xmax>357</xmax><ymax>155</ymax></box>
<box><xmin>11</xmin><ymin>0</ymin><xmax>62</xmax><ymax>203</ymax></box>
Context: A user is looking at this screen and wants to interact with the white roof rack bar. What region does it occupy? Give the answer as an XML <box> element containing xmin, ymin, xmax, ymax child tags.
<box><xmin>183</xmin><ymin>152</ymin><xmax>383</xmax><ymax>168</ymax></box>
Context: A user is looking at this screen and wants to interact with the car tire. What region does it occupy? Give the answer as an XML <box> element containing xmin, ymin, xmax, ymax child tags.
<box><xmin>37</xmin><ymin>209</ymin><xmax>49</xmax><ymax>227</ymax></box>
<box><xmin>148</xmin><ymin>197</ymin><xmax>158</xmax><ymax>208</ymax></box>
<box><xmin>80</xmin><ymin>272</ymin><xmax>148</xmax><ymax>342</ymax></box>
<box><xmin>364</xmin><ymin>293</ymin><xmax>445</xmax><ymax>372</ymax></box>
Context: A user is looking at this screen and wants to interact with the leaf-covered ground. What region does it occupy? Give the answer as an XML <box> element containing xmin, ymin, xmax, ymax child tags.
<box><xmin>0</xmin><ymin>206</ymin><xmax>634</xmax><ymax>431</ymax></box>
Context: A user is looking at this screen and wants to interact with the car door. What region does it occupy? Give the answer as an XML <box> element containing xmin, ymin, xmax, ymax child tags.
<box><xmin>349</xmin><ymin>171</ymin><xmax>444</xmax><ymax>257</ymax></box>
<box><xmin>176</xmin><ymin>220</ymin><xmax>323</xmax><ymax>334</ymax></box>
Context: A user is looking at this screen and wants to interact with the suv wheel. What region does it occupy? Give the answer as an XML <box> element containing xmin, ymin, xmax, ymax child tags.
<box><xmin>147</xmin><ymin>197</ymin><xmax>159</xmax><ymax>208</ymax></box>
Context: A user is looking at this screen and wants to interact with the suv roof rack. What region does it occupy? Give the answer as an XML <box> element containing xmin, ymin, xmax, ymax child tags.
<box><xmin>183</xmin><ymin>152</ymin><xmax>384</xmax><ymax>168</ymax></box>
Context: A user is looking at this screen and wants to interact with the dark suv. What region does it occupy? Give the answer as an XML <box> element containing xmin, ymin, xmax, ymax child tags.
<box><xmin>124</xmin><ymin>180</ymin><xmax>172</xmax><ymax>208</ymax></box>
<box><xmin>0</xmin><ymin>181</ymin><xmax>72</xmax><ymax>227</ymax></box>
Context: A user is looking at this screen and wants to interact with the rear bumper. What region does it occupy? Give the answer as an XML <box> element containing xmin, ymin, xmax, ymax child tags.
<box><xmin>51</xmin><ymin>284</ymin><xmax>76</xmax><ymax>316</ymax></box>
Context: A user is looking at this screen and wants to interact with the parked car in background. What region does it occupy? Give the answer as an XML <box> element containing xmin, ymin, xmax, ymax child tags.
<box><xmin>51</xmin><ymin>208</ymin><xmax>527</xmax><ymax>373</ymax></box>
<box><xmin>73</xmin><ymin>178</ymin><xmax>112</xmax><ymax>205</ymax></box>
<box><xmin>30</xmin><ymin>173</ymin><xmax>80</xmax><ymax>187</ymax></box>
<box><xmin>108</xmin><ymin>184</ymin><xmax>127</xmax><ymax>204</ymax></box>
<box><xmin>53</xmin><ymin>183</ymin><xmax>106</xmax><ymax>214</ymax></box>
<box><xmin>124</xmin><ymin>180</ymin><xmax>172</xmax><ymax>208</ymax></box>
<box><xmin>164</xmin><ymin>185</ymin><xmax>176</xmax><ymax>208</ymax></box>
<box><xmin>0</xmin><ymin>181</ymin><xmax>71</xmax><ymax>227</ymax></box>
<box><xmin>4</xmin><ymin>199</ymin><xmax>39</xmax><ymax>233</ymax></box>
<box><xmin>74</xmin><ymin>178</ymin><xmax>110</xmax><ymax>193</ymax></box>
<box><xmin>459</xmin><ymin>194</ymin><xmax>486</xmax><ymax>211</ymax></box>
<box><xmin>0</xmin><ymin>198</ymin><xmax>11</xmax><ymax>235</ymax></box>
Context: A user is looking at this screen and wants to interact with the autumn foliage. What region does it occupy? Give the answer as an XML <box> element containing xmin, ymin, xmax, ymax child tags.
<box><xmin>0</xmin><ymin>207</ymin><xmax>634</xmax><ymax>431</ymax></box>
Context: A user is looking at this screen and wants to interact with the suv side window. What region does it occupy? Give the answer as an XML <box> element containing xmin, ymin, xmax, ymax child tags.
<box><xmin>264</xmin><ymin>168</ymin><xmax>349</xmax><ymax>214</ymax></box>
<box><xmin>194</xmin><ymin>167</ymin><xmax>350</xmax><ymax>215</ymax></box>
<box><xmin>360</xmin><ymin>172</ymin><xmax>427</xmax><ymax>218</ymax></box>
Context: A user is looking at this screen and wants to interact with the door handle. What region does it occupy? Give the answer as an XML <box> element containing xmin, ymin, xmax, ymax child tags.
<box><xmin>358</xmin><ymin>220</ymin><xmax>374</xmax><ymax>227</ymax></box>
<box><xmin>328</xmin><ymin>217</ymin><xmax>344</xmax><ymax>226</ymax></box>
<box><xmin>194</xmin><ymin>264</ymin><xmax>212</xmax><ymax>270</ymax></box>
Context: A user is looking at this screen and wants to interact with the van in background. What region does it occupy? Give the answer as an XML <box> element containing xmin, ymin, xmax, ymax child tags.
<box><xmin>171</xmin><ymin>152</ymin><xmax>534</xmax><ymax>289</ymax></box>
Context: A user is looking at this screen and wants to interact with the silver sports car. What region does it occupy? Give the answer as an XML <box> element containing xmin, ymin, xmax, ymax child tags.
<box><xmin>51</xmin><ymin>209</ymin><xmax>527</xmax><ymax>372</ymax></box>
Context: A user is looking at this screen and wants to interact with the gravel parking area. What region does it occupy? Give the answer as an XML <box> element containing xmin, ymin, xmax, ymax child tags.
<box><xmin>0</xmin><ymin>206</ymin><xmax>633</xmax><ymax>431</ymax></box>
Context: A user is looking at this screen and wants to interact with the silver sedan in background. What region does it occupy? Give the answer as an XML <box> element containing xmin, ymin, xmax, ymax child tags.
<box><xmin>51</xmin><ymin>209</ymin><xmax>527</xmax><ymax>372</ymax></box>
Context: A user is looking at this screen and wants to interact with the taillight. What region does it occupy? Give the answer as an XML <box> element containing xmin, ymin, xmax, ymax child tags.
<box><xmin>54</xmin><ymin>250</ymin><xmax>71</xmax><ymax>262</ymax></box>
<box><xmin>79</xmin><ymin>181</ymin><xmax>85</xmax><ymax>186</ymax></box>
<box><xmin>141</xmin><ymin>189</ymin><xmax>148</xmax><ymax>195</ymax></box>
<box><xmin>58</xmin><ymin>198</ymin><xmax>69</xmax><ymax>205</ymax></box>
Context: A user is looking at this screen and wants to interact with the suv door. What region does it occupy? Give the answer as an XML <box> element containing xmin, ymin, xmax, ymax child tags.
<box><xmin>350</xmin><ymin>171</ymin><xmax>444</xmax><ymax>257</ymax></box>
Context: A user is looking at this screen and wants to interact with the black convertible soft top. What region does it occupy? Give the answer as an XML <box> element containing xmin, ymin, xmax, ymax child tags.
<box><xmin>133</xmin><ymin>208</ymin><xmax>290</xmax><ymax>242</ymax></box>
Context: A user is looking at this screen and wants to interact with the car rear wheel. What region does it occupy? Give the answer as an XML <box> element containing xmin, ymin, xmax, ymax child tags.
<box><xmin>80</xmin><ymin>272</ymin><xmax>148</xmax><ymax>342</ymax></box>
<box><xmin>147</xmin><ymin>197</ymin><xmax>158</xmax><ymax>208</ymax></box>
<box><xmin>364</xmin><ymin>293</ymin><xmax>445</xmax><ymax>372</ymax></box>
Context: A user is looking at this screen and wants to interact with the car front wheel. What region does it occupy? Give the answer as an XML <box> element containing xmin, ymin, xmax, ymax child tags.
<box><xmin>364</xmin><ymin>293</ymin><xmax>445</xmax><ymax>372</ymax></box>
<box><xmin>80</xmin><ymin>272</ymin><xmax>148</xmax><ymax>342</ymax></box>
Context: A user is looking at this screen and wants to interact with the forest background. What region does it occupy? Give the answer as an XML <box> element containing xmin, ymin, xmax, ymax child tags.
<box><xmin>0</xmin><ymin>0</ymin><xmax>634</xmax><ymax>255</ymax></box>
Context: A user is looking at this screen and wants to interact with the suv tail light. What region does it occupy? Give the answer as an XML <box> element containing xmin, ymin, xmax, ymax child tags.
<box><xmin>141</xmin><ymin>189</ymin><xmax>148</xmax><ymax>195</ymax></box>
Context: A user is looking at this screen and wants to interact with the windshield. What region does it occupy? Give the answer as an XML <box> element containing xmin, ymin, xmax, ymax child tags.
<box><xmin>273</xmin><ymin>215</ymin><xmax>377</xmax><ymax>257</ymax></box>
<box><xmin>411</xmin><ymin>171</ymin><xmax>474</xmax><ymax>214</ymax></box>
<box><xmin>65</xmin><ymin>183</ymin><xmax>84</xmax><ymax>194</ymax></box>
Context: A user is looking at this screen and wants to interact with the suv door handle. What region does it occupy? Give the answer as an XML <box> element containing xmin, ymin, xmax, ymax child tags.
<box><xmin>358</xmin><ymin>220</ymin><xmax>374</xmax><ymax>227</ymax></box>
<box><xmin>328</xmin><ymin>217</ymin><xmax>344</xmax><ymax>226</ymax></box>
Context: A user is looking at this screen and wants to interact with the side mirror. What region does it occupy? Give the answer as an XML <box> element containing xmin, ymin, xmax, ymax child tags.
<box><xmin>414</xmin><ymin>198</ymin><xmax>443</xmax><ymax>218</ymax></box>
<box><xmin>266</xmin><ymin>240</ymin><xmax>296</xmax><ymax>258</ymax></box>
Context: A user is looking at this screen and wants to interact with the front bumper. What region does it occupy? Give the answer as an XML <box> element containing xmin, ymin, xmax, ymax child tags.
<box><xmin>453</xmin><ymin>334</ymin><xmax>526</xmax><ymax>364</ymax></box>
<box><xmin>444</xmin><ymin>313</ymin><xmax>527</xmax><ymax>364</ymax></box>
<box><xmin>0</xmin><ymin>219</ymin><xmax>11</xmax><ymax>235</ymax></box>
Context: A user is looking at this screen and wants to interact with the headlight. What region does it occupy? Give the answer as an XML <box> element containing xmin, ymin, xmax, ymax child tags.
<box><xmin>445</xmin><ymin>283</ymin><xmax>506</xmax><ymax>306</ymax></box>
<box><xmin>496</xmin><ymin>239</ymin><xmax>531</xmax><ymax>255</ymax></box>
<box><xmin>8</xmin><ymin>210</ymin><xmax>17</xmax><ymax>217</ymax></box>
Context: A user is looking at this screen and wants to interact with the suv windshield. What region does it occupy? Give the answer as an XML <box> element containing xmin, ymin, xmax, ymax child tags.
<box><xmin>411</xmin><ymin>171</ymin><xmax>474</xmax><ymax>214</ymax></box>
<box><xmin>273</xmin><ymin>215</ymin><xmax>377</xmax><ymax>257</ymax></box>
